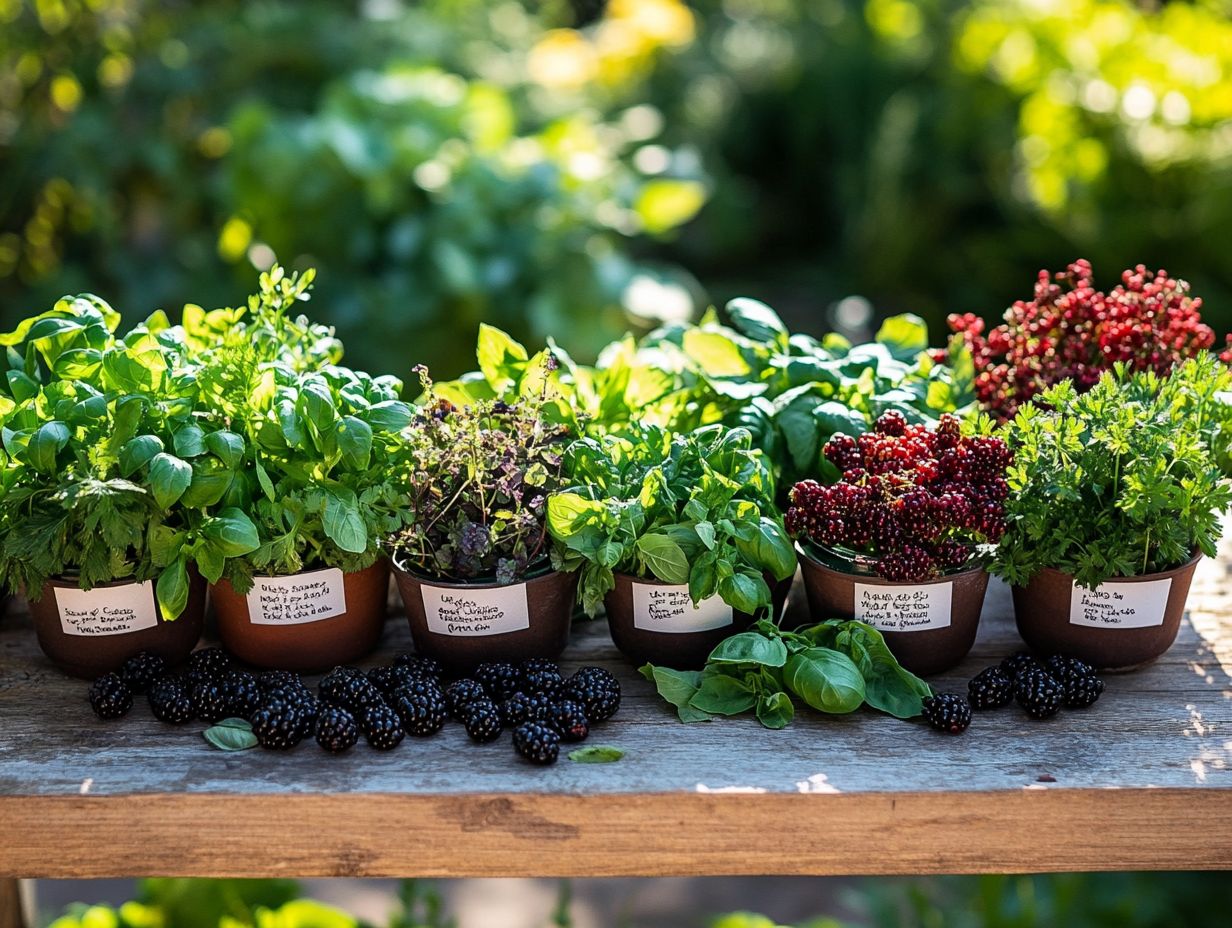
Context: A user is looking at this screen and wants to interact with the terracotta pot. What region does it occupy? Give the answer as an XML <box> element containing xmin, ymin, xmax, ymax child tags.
<box><xmin>29</xmin><ymin>571</ymin><xmax>206</xmax><ymax>678</ymax></box>
<box><xmin>797</xmin><ymin>545</ymin><xmax>989</xmax><ymax>676</ymax></box>
<box><xmin>393</xmin><ymin>558</ymin><xmax>576</xmax><ymax>673</ymax></box>
<box><xmin>1012</xmin><ymin>554</ymin><xmax>1201</xmax><ymax>670</ymax></box>
<box><xmin>211</xmin><ymin>560</ymin><xmax>389</xmax><ymax>671</ymax></box>
<box><xmin>604</xmin><ymin>572</ymin><xmax>760</xmax><ymax>669</ymax></box>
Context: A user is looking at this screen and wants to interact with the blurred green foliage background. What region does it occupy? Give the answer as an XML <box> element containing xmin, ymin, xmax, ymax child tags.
<box><xmin>4</xmin><ymin>0</ymin><xmax>1232</xmax><ymax>382</ymax></box>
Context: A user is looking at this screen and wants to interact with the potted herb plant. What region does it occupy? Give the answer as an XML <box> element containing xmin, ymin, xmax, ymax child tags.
<box><xmin>0</xmin><ymin>296</ymin><xmax>260</xmax><ymax>677</ymax></box>
<box><xmin>185</xmin><ymin>268</ymin><xmax>413</xmax><ymax>671</ymax></box>
<box><xmin>787</xmin><ymin>411</ymin><xmax>1011</xmax><ymax>675</ymax></box>
<box><xmin>548</xmin><ymin>423</ymin><xmax>797</xmax><ymax>669</ymax></box>
<box><xmin>994</xmin><ymin>355</ymin><xmax>1231</xmax><ymax>669</ymax></box>
<box><xmin>389</xmin><ymin>366</ymin><xmax>577</xmax><ymax>670</ymax></box>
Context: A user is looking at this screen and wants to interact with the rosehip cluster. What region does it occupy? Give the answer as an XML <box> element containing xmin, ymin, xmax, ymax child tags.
<box><xmin>944</xmin><ymin>260</ymin><xmax>1225</xmax><ymax>421</ymax></box>
<box><xmin>786</xmin><ymin>412</ymin><xmax>1011</xmax><ymax>582</ymax></box>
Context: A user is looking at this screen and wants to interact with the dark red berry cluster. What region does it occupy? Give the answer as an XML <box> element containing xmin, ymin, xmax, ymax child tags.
<box><xmin>944</xmin><ymin>260</ymin><xmax>1224</xmax><ymax>421</ymax></box>
<box><xmin>785</xmin><ymin>412</ymin><xmax>1011</xmax><ymax>581</ymax></box>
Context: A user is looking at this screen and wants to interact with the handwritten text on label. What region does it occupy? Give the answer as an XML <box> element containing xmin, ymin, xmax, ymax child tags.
<box><xmin>854</xmin><ymin>581</ymin><xmax>953</xmax><ymax>632</ymax></box>
<box><xmin>247</xmin><ymin>568</ymin><xmax>348</xmax><ymax>625</ymax></box>
<box><xmin>422</xmin><ymin>583</ymin><xmax>530</xmax><ymax>636</ymax></box>
<box><xmin>1069</xmin><ymin>578</ymin><xmax>1172</xmax><ymax>629</ymax></box>
<box><xmin>631</xmin><ymin>584</ymin><xmax>734</xmax><ymax>634</ymax></box>
<box><xmin>56</xmin><ymin>581</ymin><xmax>160</xmax><ymax>636</ymax></box>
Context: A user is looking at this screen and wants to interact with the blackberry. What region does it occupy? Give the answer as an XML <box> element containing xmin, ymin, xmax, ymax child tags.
<box><xmin>119</xmin><ymin>651</ymin><xmax>168</xmax><ymax>693</ymax></box>
<box><xmin>967</xmin><ymin>667</ymin><xmax>1014</xmax><ymax>710</ymax></box>
<box><xmin>361</xmin><ymin>704</ymin><xmax>405</xmax><ymax>750</ymax></box>
<box><xmin>562</xmin><ymin>668</ymin><xmax>621</xmax><ymax>722</ymax></box>
<box><xmin>186</xmin><ymin>647</ymin><xmax>232</xmax><ymax>685</ymax></box>
<box><xmin>251</xmin><ymin>704</ymin><xmax>306</xmax><ymax>750</ymax></box>
<box><xmin>513</xmin><ymin>722</ymin><xmax>560</xmax><ymax>765</ymax></box>
<box><xmin>314</xmin><ymin>706</ymin><xmax>360</xmax><ymax>754</ymax></box>
<box><xmin>321</xmin><ymin>673</ymin><xmax>386</xmax><ymax>715</ymax></box>
<box><xmin>257</xmin><ymin>670</ymin><xmax>304</xmax><ymax>693</ymax></box>
<box><xmin>366</xmin><ymin>665</ymin><xmax>402</xmax><ymax>695</ymax></box>
<box><xmin>461</xmin><ymin>700</ymin><xmax>503</xmax><ymax>743</ymax></box>
<box><xmin>393</xmin><ymin>653</ymin><xmax>444</xmax><ymax>680</ymax></box>
<box><xmin>474</xmin><ymin>662</ymin><xmax>520</xmax><ymax>701</ymax></box>
<box><xmin>148</xmin><ymin>678</ymin><xmax>194</xmax><ymax>724</ymax></box>
<box><xmin>999</xmin><ymin>652</ymin><xmax>1042</xmax><ymax>681</ymax></box>
<box><xmin>1045</xmin><ymin>654</ymin><xmax>1098</xmax><ymax>687</ymax></box>
<box><xmin>88</xmin><ymin>673</ymin><xmax>132</xmax><ymax>719</ymax></box>
<box><xmin>393</xmin><ymin>690</ymin><xmax>448</xmax><ymax>737</ymax></box>
<box><xmin>546</xmin><ymin>700</ymin><xmax>590</xmax><ymax>742</ymax></box>
<box><xmin>519</xmin><ymin>658</ymin><xmax>564</xmax><ymax>697</ymax></box>
<box><xmin>390</xmin><ymin>675</ymin><xmax>444</xmax><ymax>703</ymax></box>
<box><xmin>1063</xmin><ymin>674</ymin><xmax>1105</xmax><ymax>709</ymax></box>
<box><xmin>921</xmin><ymin>693</ymin><xmax>971</xmax><ymax>734</ymax></box>
<box><xmin>445</xmin><ymin>679</ymin><xmax>489</xmax><ymax>717</ymax></box>
<box><xmin>190</xmin><ymin>680</ymin><xmax>231</xmax><ymax>723</ymax></box>
<box><xmin>1015</xmin><ymin>670</ymin><xmax>1064</xmax><ymax>719</ymax></box>
<box><xmin>221</xmin><ymin>670</ymin><xmax>263</xmax><ymax>719</ymax></box>
<box><xmin>318</xmin><ymin>666</ymin><xmax>364</xmax><ymax>700</ymax></box>
<box><xmin>501</xmin><ymin>691</ymin><xmax>553</xmax><ymax>726</ymax></box>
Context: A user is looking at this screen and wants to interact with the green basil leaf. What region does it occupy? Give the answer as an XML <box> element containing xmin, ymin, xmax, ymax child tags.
<box><xmin>718</xmin><ymin>571</ymin><xmax>768</xmax><ymax>614</ymax></box>
<box><xmin>635</xmin><ymin>532</ymin><xmax>690</xmax><ymax>583</ymax></box>
<box><xmin>203</xmin><ymin>718</ymin><xmax>258</xmax><ymax>752</ymax></box>
<box><xmin>26</xmin><ymin>316</ymin><xmax>85</xmax><ymax>342</ymax></box>
<box><xmin>707</xmin><ymin>632</ymin><xmax>787</xmax><ymax>668</ymax></box>
<box><xmin>638</xmin><ymin>663</ymin><xmax>709</xmax><ymax>721</ymax></box>
<box><xmin>118</xmin><ymin>434</ymin><xmax>164</xmax><ymax>476</ymax></box>
<box><xmin>875</xmin><ymin>313</ymin><xmax>929</xmax><ymax>360</ymax></box>
<box><xmin>203</xmin><ymin>429</ymin><xmax>245</xmax><ymax>468</ymax></box>
<box><xmin>694</xmin><ymin>520</ymin><xmax>716</xmax><ymax>549</ymax></box>
<box><xmin>726</xmin><ymin>297</ymin><xmax>788</xmax><ymax>346</ymax></box>
<box><xmin>336</xmin><ymin>415</ymin><xmax>373</xmax><ymax>470</ymax></box>
<box><xmin>362</xmin><ymin>400</ymin><xmax>413</xmax><ymax>432</ymax></box>
<box><xmin>148</xmin><ymin>452</ymin><xmax>193</xmax><ymax>509</ymax></box>
<box><xmin>5</xmin><ymin>369</ymin><xmax>38</xmax><ymax>403</ymax></box>
<box><xmin>173</xmin><ymin>423</ymin><xmax>206</xmax><ymax>457</ymax></box>
<box><xmin>323</xmin><ymin>487</ymin><xmax>367</xmax><ymax>553</ymax></box>
<box><xmin>568</xmin><ymin>746</ymin><xmax>624</xmax><ymax>764</ymax></box>
<box><xmin>733</xmin><ymin>517</ymin><xmax>797</xmax><ymax>581</ymax></box>
<box><xmin>254</xmin><ymin>459</ymin><xmax>277</xmax><ymax>502</ymax></box>
<box><xmin>27</xmin><ymin>420</ymin><xmax>70</xmax><ymax>472</ymax></box>
<box><xmin>155</xmin><ymin>556</ymin><xmax>190</xmax><ymax>621</ymax></box>
<box><xmin>194</xmin><ymin>539</ymin><xmax>225</xmax><ymax>584</ymax></box>
<box><xmin>689</xmin><ymin>673</ymin><xmax>757</xmax><ymax>715</ymax></box>
<box><xmin>784</xmin><ymin>648</ymin><xmax>866</xmax><ymax>714</ymax></box>
<box><xmin>755</xmin><ymin>691</ymin><xmax>795</xmax><ymax>729</ymax></box>
<box><xmin>298</xmin><ymin>379</ymin><xmax>336</xmax><ymax>434</ymax></box>
<box><xmin>201</xmin><ymin>508</ymin><xmax>261</xmax><ymax>557</ymax></box>
<box><xmin>477</xmin><ymin>323</ymin><xmax>529</xmax><ymax>391</ymax></box>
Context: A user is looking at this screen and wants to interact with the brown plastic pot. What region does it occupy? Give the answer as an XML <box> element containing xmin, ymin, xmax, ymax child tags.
<box><xmin>604</xmin><ymin>572</ymin><xmax>760</xmax><ymax>669</ymax></box>
<box><xmin>29</xmin><ymin>571</ymin><xmax>206</xmax><ymax>678</ymax></box>
<box><xmin>1012</xmin><ymin>554</ymin><xmax>1201</xmax><ymax>670</ymax></box>
<box><xmin>797</xmin><ymin>546</ymin><xmax>989</xmax><ymax>676</ymax></box>
<box><xmin>211</xmin><ymin>560</ymin><xmax>390</xmax><ymax>671</ymax></box>
<box><xmin>393</xmin><ymin>558</ymin><xmax>577</xmax><ymax>673</ymax></box>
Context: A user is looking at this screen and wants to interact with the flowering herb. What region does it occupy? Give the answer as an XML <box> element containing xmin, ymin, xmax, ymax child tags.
<box><xmin>391</xmin><ymin>365</ymin><xmax>569</xmax><ymax>584</ymax></box>
<box><xmin>993</xmin><ymin>354</ymin><xmax>1231</xmax><ymax>588</ymax></box>
<box><xmin>786</xmin><ymin>411</ymin><xmax>1012</xmax><ymax>582</ymax></box>
<box><xmin>0</xmin><ymin>294</ymin><xmax>260</xmax><ymax>618</ymax></box>
<box><xmin>947</xmin><ymin>260</ymin><xmax>1225</xmax><ymax>422</ymax></box>
<box><xmin>547</xmin><ymin>424</ymin><xmax>797</xmax><ymax>616</ymax></box>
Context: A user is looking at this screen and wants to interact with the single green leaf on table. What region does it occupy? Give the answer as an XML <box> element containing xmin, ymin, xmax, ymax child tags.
<box><xmin>203</xmin><ymin>718</ymin><xmax>258</xmax><ymax>752</ymax></box>
<box><xmin>568</xmin><ymin>746</ymin><xmax>624</xmax><ymax>764</ymax></box>
<box><xmin>638</xmin><ymin>664</ymin><xmax>711</xmax><ymax>722</ymax></box>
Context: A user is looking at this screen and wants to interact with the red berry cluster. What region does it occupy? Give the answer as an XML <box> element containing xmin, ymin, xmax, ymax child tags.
<box><xmin>944</xmin><ymin>260</ymin><xmax>1224</xmax><ymax>421</ymax></box>
<box><xmin>785</xmin><ymin>412</ymin><xmax>1011</xmax><ymax>582</ymax></box>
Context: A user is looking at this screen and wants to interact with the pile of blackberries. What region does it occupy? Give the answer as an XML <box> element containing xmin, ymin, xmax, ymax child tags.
<box><xmin>87</xmin><ymin>649</ymin><xmax>621</xmax><ymax>766</ymax></box>
<box><xmin>921</xmin><ymin>652</ymin><xmax>1106</xmax><ymax>734</ymax></box>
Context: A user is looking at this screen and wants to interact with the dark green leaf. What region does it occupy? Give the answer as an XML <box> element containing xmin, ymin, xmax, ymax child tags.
<box><xmin>755</xmin><ymin>691</ymin><xmax>795</xmax><ymax>729</ymax></box>
<box><xmin>323</xmin><ymin>487</ymin><xmax>367</xmax><ymax>553</ymax></box>
<box><xmin>203</xmin><ymin>718</ymin><xmax>258</xmax><ymax>752</ymax></box>
<box><xmin>689</xmin><ymin>673</ymin><xmax>757</xmax><ymax>715</ymax></box>
<box><xmin>784</xmin><ymin>648</ymin><xmax>866</xmax><ymax>714</ymax></box>
<box><xmin>173</xmin><ymin>424</ymin><xmax>207</xmax><ymax>458</ymax></box>
<box><xmin>568</xmin><ymin>746</ymin><xmax>624</xmax><ymax>764</ymax></box>
<box><xmin>118</xmin><ymin>435</ymin><xmax>164</xmax><ymax>476</ymax></box>
<box><xmin>201</xmin><ymin>508</ymin><xmax>261</xmax><ymax>557</ymax></box>
<box><xmin>149</xmin><ymin>453</ymin><xmax>193</xmax><ymax>509</ymax></box>
<box><xmin>707</xmin><ymin>632</ymin><xmax>788</xmax><ymax>668</ymax></box>
<box><xmin>635</xmin><ymin>533</ymin><xmax>690</xmax><ymax>584</ymax></box>
<box><xmin>203</xmin><ymin>430</ymin><xmax>245</xmax><ymax>468</ymax></box>
<box><xmin>155</xmin><ymin>557</ymin><xmax>190</xmax><ymax>621</ymax></box>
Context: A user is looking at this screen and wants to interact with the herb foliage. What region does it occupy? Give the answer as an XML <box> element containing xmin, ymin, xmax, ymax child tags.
<box><xmin>993</xmin><ymin>354</ymin><xmax>1231</xmax><ymax>587</ymax></box>
<box><xmin>547</xmin><ymin>424</ymin><xmax>796</xmax><ymax>615</ymax></box>
<box><xmin>639</xmin><ymin>619</ymin><xmax>932</xmax><ymax>727</ymax></box>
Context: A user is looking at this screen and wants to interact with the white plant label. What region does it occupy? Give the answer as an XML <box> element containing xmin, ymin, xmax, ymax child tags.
<box><xmin>632</xmin><ymin>584</ymin><xmax>734</xmax><ymax>634</ymax></box>
<box><xmin>1069</xmin><ymin>578</ymin><xmax>1172</xmax><ymax>629</ymax></box>
<box><xmin>56</xmin><ymin>581</ymin><xmax>159</xmax><ymax>637</ymax></box>
<box><xmin>247</xmin><ymin>568</ymin><xmax>347</xmax><ymax>625</ymax></box>
<box><xmin>854</xmin><ymin>582</ymin><xmax>953</xmax><ymax>632</ymax></box>
<box><xmin>422</xmin><ymin>584</ymin><xmax>530</xmax><ymax>636</ymax></box>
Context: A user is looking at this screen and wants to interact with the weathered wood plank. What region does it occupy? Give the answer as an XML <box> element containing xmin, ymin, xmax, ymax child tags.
<box><xmin>0</xmin><ymin>543</ymin><xmax>1228</xmax><ymax>876</ymax></box>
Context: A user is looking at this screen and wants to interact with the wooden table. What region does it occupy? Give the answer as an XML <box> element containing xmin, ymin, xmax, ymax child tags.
<box><xmin>1</xmin><ymin>547</ymin><xmax>1229</xmax><ymax>880</ymax></box>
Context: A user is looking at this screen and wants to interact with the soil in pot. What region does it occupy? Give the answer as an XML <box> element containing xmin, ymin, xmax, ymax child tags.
<box><xmin>1012</xmin><ymin>554</ymin><xmax>1201</xmax><ymax>670</ymax></box>
<box><xmin>604</xmin><ymin>572</ymin><xmax>759</xmax><ymax>669</ymax></box>
<box><xmin>211</xmin><ymin>560</ymin><xmax>390</xmax><ymax>671</ymax></box>
<box><xmin>393</xmin><ymin>558</ymin><xmax>576</xmax><ymax>673</ymax></box>
<box><xmin>29</xmin><ymin>571</ymin><xmax>207</xmax><ymax>679</ymax></box>
<box><xmin>796</xmin><ymin>544</ymin><xmax>989</xmax><ymax>676</ymax></box>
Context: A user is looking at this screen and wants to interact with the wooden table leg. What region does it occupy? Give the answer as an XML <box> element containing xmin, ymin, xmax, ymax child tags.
<box><xmin>0</xmin><ymin>879</ymin><xmax>30</xmax><ymax>928</ymax></box>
